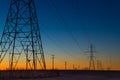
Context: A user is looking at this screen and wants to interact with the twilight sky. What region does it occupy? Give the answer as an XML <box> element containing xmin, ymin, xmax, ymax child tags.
<box><xmin>0</xmin><ymin>0</ymin><xmax>120</xmax><ymax>70</ymax></box>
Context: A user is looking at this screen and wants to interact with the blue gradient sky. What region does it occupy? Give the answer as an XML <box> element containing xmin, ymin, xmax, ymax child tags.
<box><xmin>0</xmin><ymin>0</ymin><xmax>120</xmax><ymax>70</ymax></box>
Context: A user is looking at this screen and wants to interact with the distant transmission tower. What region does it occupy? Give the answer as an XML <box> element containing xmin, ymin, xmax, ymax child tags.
<box><xmin>0</xmin><ymin>0</ymin><xmax>46</xmax><ymax>70</ymax></box>
<box><xmin>87</xmin><ymin>44</ymin><xmax>96</xmax><ymax>70</ymax></box>
<box><xmin>97</xmin><ymin>60</ymin><xmax>103</xmax><ymax>70</ymax></box>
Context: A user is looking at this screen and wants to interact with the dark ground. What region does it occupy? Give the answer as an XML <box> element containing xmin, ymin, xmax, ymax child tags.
<box><xmin>0</xmin><ymin>70</ymin><xmax>120</xmax><ymax>80</ymax></box>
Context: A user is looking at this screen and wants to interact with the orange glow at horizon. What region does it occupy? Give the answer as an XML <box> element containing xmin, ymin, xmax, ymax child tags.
<box><xmin>0</xmin><ymin>57</ymin><xmax>120</xmax><ymax>70</ymax></box>
<box><xmin>0</xmin><ymin>52</ymin><xmax>119</xmax><ymax>70</ymax></box>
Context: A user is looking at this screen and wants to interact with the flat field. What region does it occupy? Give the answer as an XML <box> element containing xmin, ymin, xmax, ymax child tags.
<box><xmin>0</xmin><ymin>70</ymin><xmax>120</xmax><ymax>80</ymax></box>
<box><xmin>18</xmin><ymin>70</ymin><xmax>120</xmax><ymax>80</ymax></box>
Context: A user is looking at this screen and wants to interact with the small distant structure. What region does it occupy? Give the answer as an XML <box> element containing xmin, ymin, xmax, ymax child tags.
<box><xmin>51</xmin><ymin>55</ymin><xmax>55</xmax><ymax>70</ymax></box>
<box><xmin>65</xmin><ymin>61</ymin><xmax>67</xmax><ymax>70</ymax></box>
<box><xmin>87</xmin><ymin>44</ymin><xmax>96</xmax><ymax>70</ymax></box>
<box><xmin>97</xmin><ymin>60</ymin><xmax>103</xmax><ymax>70</ymax></box>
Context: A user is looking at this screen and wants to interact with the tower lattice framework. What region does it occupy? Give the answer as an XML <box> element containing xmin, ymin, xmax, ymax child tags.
<box><xmin>88</xmin><ymin>44</ymin><xmax>96</xmax><ymax>70</ymax></box>
<box><xmin>0</xmin><ymin>0</ymin><xmax>46</xmax><ymax>70</ymax></box>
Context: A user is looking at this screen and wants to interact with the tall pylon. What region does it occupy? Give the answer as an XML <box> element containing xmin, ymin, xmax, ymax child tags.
<box><xmin>0</xmin><ymin>0</ymin><xmax>46</xmax><ymax>70</ymax></box>
<box><xmin>87</xmin><ymin>44</ymin><xmax>96</xmax><ymax>70</ymax></box>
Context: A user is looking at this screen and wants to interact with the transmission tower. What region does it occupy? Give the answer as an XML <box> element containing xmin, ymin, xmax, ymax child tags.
<box><xmin>87</xmin><ymin>44</ymin><xmax>96</xmax><ymax>70</ymax></box>
<box><xmin>0</xmin><ymin>0</ymin><xmax>46</xmax><ymax>70</ymax></box>
<box><xmin>97</xmin><ymin>60</ymin><xmax>103</xmax><ymax>70</ymax></box>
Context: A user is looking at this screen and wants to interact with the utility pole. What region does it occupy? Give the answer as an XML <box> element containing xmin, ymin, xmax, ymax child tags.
<box><xmin>65</xmin><ymin>61</ymin><xmax>67</xmax><ymax>70</ymax></box>
<box><xmin>51</xmin><ymin>55</ymin><xmax>55</xmax><ymax>70</ymax></box>
<box><xmin>73</xmin><ymin>64</ymin><xmax>75</xmax><ymax>70</ymax></box>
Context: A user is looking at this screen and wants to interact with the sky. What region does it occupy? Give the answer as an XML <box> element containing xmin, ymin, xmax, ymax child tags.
<box><xmin>0</xmin><ymin>0</ymin><xmax>120</xmax><ymax>70</ymax></box>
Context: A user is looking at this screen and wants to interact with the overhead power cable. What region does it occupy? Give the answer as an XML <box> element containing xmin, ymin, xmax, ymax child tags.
<box><xmin>46</xmin><ymin>0</ymin><xmax>85</xmax><ymax>54</ymax></box>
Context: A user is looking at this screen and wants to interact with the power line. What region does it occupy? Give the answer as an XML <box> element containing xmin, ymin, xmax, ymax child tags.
<box><xmin>42</xmin><ymin>28</ymin><xmax>82</xmax><ymax>61</ymax></box>
<box><xmin>46</xmin><ymin>0</ymin><xmax>85</xmax><ymax>54</ymax></box>
<box><xmin>36</xmin><ymin>0</ymin><xmax>90</xmax><ymax>70</ymax></box>
<box><xmin>36</xmin><ymin>0</ymin><xmax>86</xmax><ymax>59</ymax></box>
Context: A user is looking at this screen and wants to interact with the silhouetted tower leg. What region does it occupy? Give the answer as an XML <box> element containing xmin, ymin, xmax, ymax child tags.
<box><xmin>88</xmin><ymin>44</ymin><xmax>96</xmax><ymax>70</ymax></box>
<box><xmin>0</xmin><ymin>0</ymin><xmax>46</xmax><ymax>70</ymax></box>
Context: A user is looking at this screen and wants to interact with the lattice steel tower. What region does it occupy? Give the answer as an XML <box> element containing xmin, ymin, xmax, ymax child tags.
<box><xmin>0</xmin><ymin>0</ymin><xmax>46</xmax><ymax>70</ymax></box>
<box><xmin>88</xmin><ymin>44</ymin><xmax>96</xmax><ymax>70</ymax></box>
